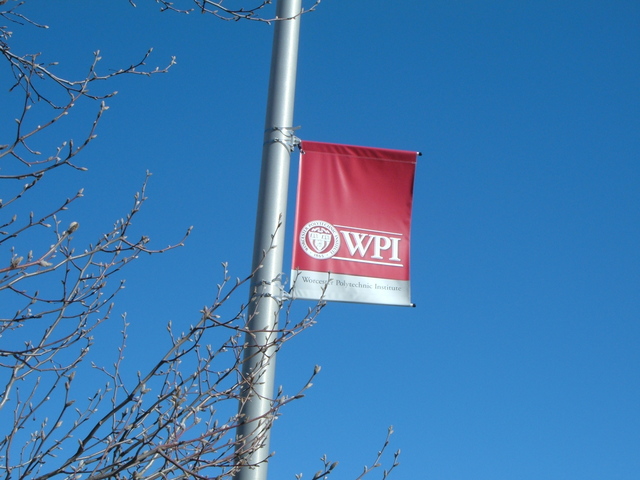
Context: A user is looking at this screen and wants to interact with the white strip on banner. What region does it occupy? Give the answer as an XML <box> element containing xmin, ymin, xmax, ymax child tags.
<box><xmin>290</xmin><ymin>141</ymin><xmax>418</xmax><ymax>306</ymax></box>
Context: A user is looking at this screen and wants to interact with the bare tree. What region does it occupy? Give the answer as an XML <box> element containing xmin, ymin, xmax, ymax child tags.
<box><xmin>0</xmin><ymin>2</ymin><xmax>399</xmax><ymax>479</ymax></box>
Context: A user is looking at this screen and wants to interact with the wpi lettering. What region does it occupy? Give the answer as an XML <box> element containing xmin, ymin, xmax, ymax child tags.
<box><xmin>340</xmin><ymin>230</ymin><xmax>401</xmax><ymax>262</ymax></box>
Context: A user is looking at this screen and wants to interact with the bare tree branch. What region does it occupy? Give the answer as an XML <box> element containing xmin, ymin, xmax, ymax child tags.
<box><xmin>130</xmin><ymin>0</ymin><xmax>321</xmax><ymax>23</ymax></box>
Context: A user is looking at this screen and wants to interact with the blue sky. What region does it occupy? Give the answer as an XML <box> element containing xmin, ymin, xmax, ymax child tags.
<box><xmin>4</xmin><ymin>1</ymin><xmax>639</xmax><ymax>479</ymax></box>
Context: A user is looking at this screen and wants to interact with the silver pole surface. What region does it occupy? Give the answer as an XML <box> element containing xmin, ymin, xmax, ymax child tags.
<box><xmin>235</xmin><ymin>1</ymin><xmax>302</xmax><ymax>480</ymax></box>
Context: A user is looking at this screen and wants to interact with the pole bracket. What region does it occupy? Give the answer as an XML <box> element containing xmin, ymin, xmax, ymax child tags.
<box><xmin>268</xmin><ymin>125</ymin><xmax>301</xmax><ymax>152</ymax></box>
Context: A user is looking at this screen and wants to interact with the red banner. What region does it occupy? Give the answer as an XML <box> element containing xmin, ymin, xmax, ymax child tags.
<box><xmin>291</xmin><ymin>141</ymin><xmax>418</xmax><ymax>306</ymax></box>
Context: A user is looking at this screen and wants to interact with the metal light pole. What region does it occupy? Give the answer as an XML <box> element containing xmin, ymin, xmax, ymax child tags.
<box><xmin>234</xmin><ymin>1</ymin><xmax>302</xmax><ymax>480</ymax></box>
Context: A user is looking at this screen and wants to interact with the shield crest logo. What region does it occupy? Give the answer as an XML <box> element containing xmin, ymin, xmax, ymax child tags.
<box><xmin>309</xmin><ymin>228</ymin><xmax>331</xmax><ymax>253</ymax></box>
<box><xmin>299</xmin><ymin>220</ymin><xmax>341</xmax><ymax>260</ymax></box>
